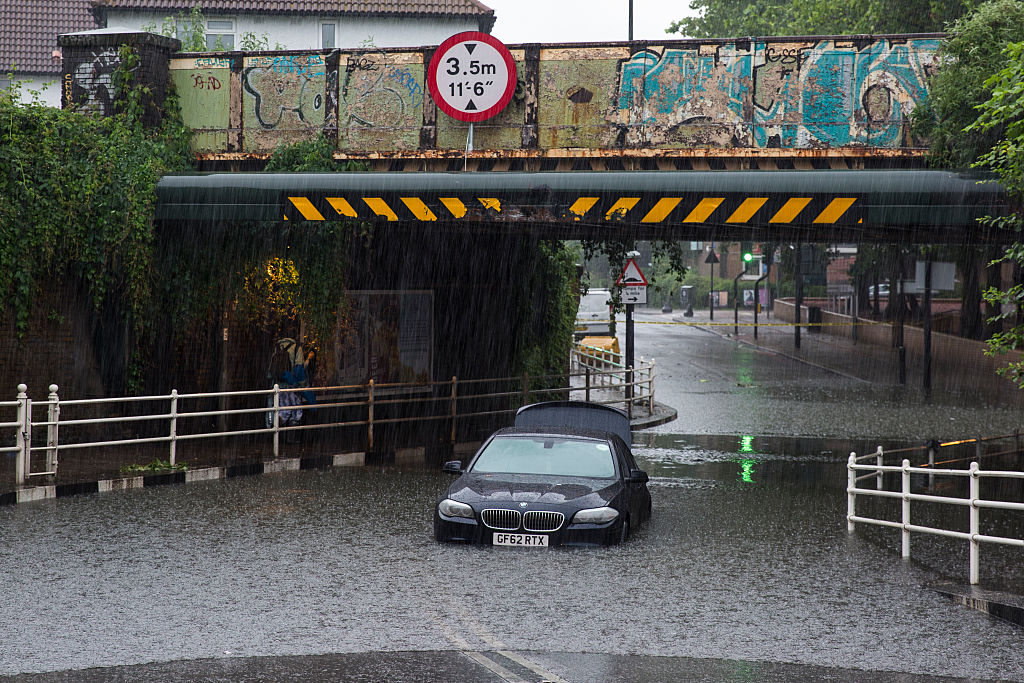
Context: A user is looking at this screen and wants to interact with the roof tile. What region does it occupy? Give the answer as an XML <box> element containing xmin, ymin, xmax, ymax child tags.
<box><xmin>1</xmin><ymin>0</ymin><xmax>101</xmax><ymax>75</ymax></box>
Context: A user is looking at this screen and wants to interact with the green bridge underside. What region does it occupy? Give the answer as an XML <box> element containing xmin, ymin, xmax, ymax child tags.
<box><xmin>156</xmin><ymin>170</ymin><xmax>1009</xmax><ymax>244</ymax></box>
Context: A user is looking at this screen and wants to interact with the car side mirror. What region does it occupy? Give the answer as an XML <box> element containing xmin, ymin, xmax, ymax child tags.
<box><xmin>628</xmin><ymin>469</ymin><xmax>649</xmax><ymax>483</ymax></box>
<box><xmin>442</xmin><ymin>460</ymin><xmax>463</xmax><ymax>475</ymax></box>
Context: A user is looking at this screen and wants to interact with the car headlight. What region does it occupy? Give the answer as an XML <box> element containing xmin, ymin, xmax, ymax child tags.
<box><xmin>572</xmin><ymin>506</ymin><xmax>619</xmax><ymax>524</ymax></box>
<box><xmin>438</xmin><ymin>498</ymin><xmax>475</xmax><ymax>519</ymax></box>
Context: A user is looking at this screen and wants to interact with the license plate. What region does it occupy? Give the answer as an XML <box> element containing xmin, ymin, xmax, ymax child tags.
<box><xmin>493</xmin><ymin>532</ymin><xmax>549</xmax><ymax>547</ymax></box>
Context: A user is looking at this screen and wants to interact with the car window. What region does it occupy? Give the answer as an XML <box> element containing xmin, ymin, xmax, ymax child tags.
<box><xmin>471</xmin><ymin>436</ymin><xmax>616</xmax><ymax>478</ymax></box>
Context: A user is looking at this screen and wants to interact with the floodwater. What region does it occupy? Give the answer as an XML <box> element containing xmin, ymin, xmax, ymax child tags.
<box><xmin>1</xmin><ymin>442</ymin><xmax>1022</xmax><ymax>681</ymax></box>
<box><xmin>3</xmin><ymin>311</ymin><xmax>1023</xmax><ymax>681</ymax></box>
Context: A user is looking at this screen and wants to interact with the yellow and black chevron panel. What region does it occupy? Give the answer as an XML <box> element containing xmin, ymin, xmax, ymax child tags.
<box><xmin>282</xmin><ymin>193</ymin><xmax>863</xmax><ymax>226</ymax></box>
<box><xmin>564</xmin><ymin>195</ymin><xmax>861</xmax><ymax>225</ymax></box>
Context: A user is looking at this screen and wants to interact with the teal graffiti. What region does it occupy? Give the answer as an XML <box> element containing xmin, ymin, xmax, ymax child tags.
<box><xmin>614</xmin><ymin>38</ymin><xmax>938</xmax><ymax>148</ymax></box>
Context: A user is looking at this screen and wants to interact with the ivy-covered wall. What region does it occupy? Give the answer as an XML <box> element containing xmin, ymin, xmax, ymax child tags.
<box><xmin>1</xmin><ymin>43</ymin><xmax>579</xmax><ymax>403</ymax></box>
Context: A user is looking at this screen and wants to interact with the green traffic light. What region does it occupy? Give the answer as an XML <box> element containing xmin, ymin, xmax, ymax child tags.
<box><xmin>743</xmin><ymin>252</ymin><xmax>753</xmax><ymax>262</ymax></box>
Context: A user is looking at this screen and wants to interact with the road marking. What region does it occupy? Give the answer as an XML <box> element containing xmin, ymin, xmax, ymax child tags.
<box><xmin>437</xmin><ymin>599</ymin><xmax>569</xmax><ymax>683</ymax></box>
<box><xmin>460</xmin><ymin>651</ymin><xmax>526</xmax><ymax>682</ymax></box>
<box><xmin>499</xmin><ymin>650</ymin><xmax>568</xmax><ymax>683</ymax></box>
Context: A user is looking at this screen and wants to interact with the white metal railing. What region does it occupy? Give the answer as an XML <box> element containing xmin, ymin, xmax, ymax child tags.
<box><xmin>4</xmin><ymin>355</ymin><xmax>655</xmax><ymax>488</ymax></box>
<box><xmin>847</xmin><ymin>435</ymin><xmax>1024</xmax><ymax>584</ymax></box>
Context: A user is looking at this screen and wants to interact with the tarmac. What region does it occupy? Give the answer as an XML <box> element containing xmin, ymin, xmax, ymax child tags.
<box><xmin>645</xmin><ymin>302</ymin><xmax>1024</xmax><ymax>407</ymax></box>
<box><xmin>642</xmin><ymin>302</ymin><xmax>1024</xmax><ymax>629</ymax></box>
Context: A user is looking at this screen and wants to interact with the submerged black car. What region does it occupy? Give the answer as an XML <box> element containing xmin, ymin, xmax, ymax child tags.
<box><xmin>434</xmin><ymin>401</ymin><xmax>651</xmax><ymax>547</ymax></box>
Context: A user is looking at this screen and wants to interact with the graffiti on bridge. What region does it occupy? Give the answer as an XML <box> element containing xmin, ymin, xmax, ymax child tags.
<box><xmin>242</xmin><ymin>54</ymin><xmax>326</xmax><ymax>131</ymax></box>
<box><xmin>611</xmin><ymin>38</ymin><xmax>938</xmax><ymax>148</ymax></box>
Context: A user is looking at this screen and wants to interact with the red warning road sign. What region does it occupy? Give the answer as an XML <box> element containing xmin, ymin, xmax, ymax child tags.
<box><xmin>617</xmin><ymin>259</ymin><xmax>647</xmax><ymax>304</ymax></box>
<box><xmin>616</xmin><ymin>259</ymin><xmax>648</xmax><ymax>286</ymax></box>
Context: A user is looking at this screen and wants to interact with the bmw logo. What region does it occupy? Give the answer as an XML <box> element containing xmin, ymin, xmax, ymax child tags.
<box><xmin>519</xmin><ymin>502</ymin><xmax>528</xmax><ymax>508</ymax></box>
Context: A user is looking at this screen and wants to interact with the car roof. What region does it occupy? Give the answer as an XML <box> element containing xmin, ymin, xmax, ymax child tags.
<box><xmin>514</xmin><ymin>401</ymin><xmax>631</xmax><ymax>446</ymax></box>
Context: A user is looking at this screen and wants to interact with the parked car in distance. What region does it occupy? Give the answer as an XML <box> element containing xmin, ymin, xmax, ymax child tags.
<box><xmin>868</xmin><ymin>283</ymin><xmax>889</xmax><ymax>298</ymax></box>
<box><xmin>574</xmin><ymin>288</ymin><xmax>614</xmax><ymax>339</ymax></box>
<box><xmin>434</xmin><ymin>402</ymin><xmax>651</xmax><ymax>547</ymax></box>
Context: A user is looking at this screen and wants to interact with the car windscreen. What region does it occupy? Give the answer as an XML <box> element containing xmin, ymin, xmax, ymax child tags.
<box><xmin>470</xmin><ymin>436</ymin><xmax>616</xmax><ymax>478</ymax></box>
<box><xmin>577</xmin><ymin>292</ymin><xmax>610</xmax><ymax>314</ymax></box>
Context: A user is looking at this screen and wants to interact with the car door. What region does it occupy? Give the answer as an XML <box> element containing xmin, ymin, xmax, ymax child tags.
<box><xmin>616</xmin><ymin>441</ymin><xmax>650</xmax><ymax>523</ymax></box>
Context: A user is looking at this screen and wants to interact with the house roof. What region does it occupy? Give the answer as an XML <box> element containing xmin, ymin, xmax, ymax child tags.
<box><xmin>92</xmin><ymin>0</ymin><xmax>495</xmax><ymax>19</ymax></box>
<box><xmin>1</xmin><ymin>0</ymin><xmax>101</xmax><ymax>75</ymax></box>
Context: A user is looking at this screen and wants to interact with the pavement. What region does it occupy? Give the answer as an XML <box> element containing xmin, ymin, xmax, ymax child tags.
<box><xmin>639</xmin><ymin>303</ymin><xmax>1024</xmax><ymax>407</ymax></box>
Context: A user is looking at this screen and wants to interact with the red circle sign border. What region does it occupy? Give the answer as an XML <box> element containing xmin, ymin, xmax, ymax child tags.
<box><xmin>427</xmin><ymin>31</ymin><xmax>518</xmax><ymax>123</ymax></box>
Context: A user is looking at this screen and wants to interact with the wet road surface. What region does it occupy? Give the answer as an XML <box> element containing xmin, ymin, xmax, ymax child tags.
<box><xmin>2</xmin><ymin>314</ymin><xmax>1023</xmax><ymax>681</ymax></box>
<box><xmin>2</xmin><ymin>454</ymin><xmax>1022</xmax><ymax>681</ymax></box>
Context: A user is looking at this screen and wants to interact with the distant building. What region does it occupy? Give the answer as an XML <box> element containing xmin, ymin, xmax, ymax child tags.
<box><xmin>95</xmin><ymin>0</ymin><xmax>495</xmax><ymax>51</ymax></box>
<box><xmin>1</xmin><ymin>0</ymin><xmax>494</xmax><ymax>108</ymax></box>
<box><xmin>0</xmin><ymin>0</ymin><xmax>101</xmax><ymax>106</ymax></box>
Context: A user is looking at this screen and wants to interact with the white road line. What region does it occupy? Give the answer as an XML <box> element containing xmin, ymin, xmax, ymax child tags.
<box><xmin>498</xmin><ymin>650</ymin><xmax>568</xmax><ymax>683</ymax></box>
<box><xmin>460</xmin><ymin>651</ymin><xmax>527</xmax><ymax>683</ymax></box>
<box><xmin>444</xmin><ymin>599</ymin><xmax>569</xmax><ymax>683</ymax></box>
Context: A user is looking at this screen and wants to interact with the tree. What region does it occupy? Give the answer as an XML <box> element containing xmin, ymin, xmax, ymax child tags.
<box><xmin>667</xmin><ymin>0</ymin><xmax>972</xmax><ymax>39</ymax></box>
<box><xmin>912</xmin><ymin>0</ymin><xmax>1024</xmax><ymax>168</ymax></box>
<box><xmin>966</xmin><ymin>41</ymin><xmax>1024</xmax><ymax>385</ymax></box>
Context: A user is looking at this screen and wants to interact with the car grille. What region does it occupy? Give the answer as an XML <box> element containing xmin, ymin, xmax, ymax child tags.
<box><xmin>481</xmin><ymin>509</ymin><xmax>565</xmax><ymax>532</ymax></box>
<box><xmin>482</xmin><ymin>508</ymin><xmax>521</xmax><ymax>531</ymax></box>
<box><xmin>524</xmin><ymin>511</ymin><xmax>564</xmax><ymax>532</ymax></box>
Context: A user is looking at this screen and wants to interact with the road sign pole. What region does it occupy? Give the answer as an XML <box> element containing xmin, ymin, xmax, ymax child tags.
<box><xmin>625</xmin><ymin>303</ymin><xmax>634</xmax><ymax>402</ymax></box>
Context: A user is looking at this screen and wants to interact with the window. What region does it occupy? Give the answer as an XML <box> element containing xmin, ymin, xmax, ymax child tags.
<box><xmin>471</xmin><ymin>436</ymin><xmax>616</xmax><ymax>478</ymax></box>
<box><xmin>206</xmin><ymin>19</ymin><xmax>235</xmax><ymax>50</ymax></box>
<box><xmin>321</xmin><ymin>22</ymin><xmax>336</xmax><ymax>49</ymax></box>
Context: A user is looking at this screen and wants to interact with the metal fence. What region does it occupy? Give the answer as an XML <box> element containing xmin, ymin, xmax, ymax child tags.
<box><xmin>3</xmin><ymin>343</ymin><xmax>654</xmax><ymax>488</ymax></box>
<box><xmin>847</xmin><ymin>434</ymin><xmax>1024</xmax><ymax>584</ymax></box>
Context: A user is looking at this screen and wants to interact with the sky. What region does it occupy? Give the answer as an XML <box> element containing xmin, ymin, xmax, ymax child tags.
<box><xmin>483</xmin><ymin>0</ymin><xmax>697</xmax><ymax>44</ymax></box>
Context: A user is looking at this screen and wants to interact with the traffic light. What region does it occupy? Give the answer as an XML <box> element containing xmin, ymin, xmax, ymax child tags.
<box><xmin>740</xmin><ymin>241</ymin><xmax>754</xmax><ymax>265</ymax></box>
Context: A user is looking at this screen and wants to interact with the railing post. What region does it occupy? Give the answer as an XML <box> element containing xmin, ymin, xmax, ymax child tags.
<box><xmin>272</xmin><ymin>384</ymin><xmax>280</xmax><ymax>458</ymax></box>
<box><xmin>169</xmin><ymin>389</ymin><xmax>178</xmax><ymax>467</ymax></box>
<box><xmin>969</xmin><ymin>461</ymin><xmax>980</xmax><ymax>585</ymax></box>
<box><xmin>46</xmin><ymin>384</ymin><xmax>59</xmax><ymax>476</ymax></box>
<box><xmin>522</xmin><ymin>372</ymin><xmax>529</xmax><ymax>406</ymax></box>
<box><xmin>927</xmin><ymin>439</ymin><xmax>936</xmax><ymax>492</ymax></box>
<box><xmin>626</xmin><ymin>367</ymin><xmax>633</xmax><ymax>420</ymax></box>
<box><xmin>648</xmin><ymin>360</ymin><xmax>655</xmax><ymax>416</ymax></box>
<box><xmin>449</xmin><ymin>376</ymin><xmax>457</xmax><ymax>445</ymax></box>
<box><xmin>901</xmin><ymin>458</ymin><xmax>911</xmax><ymax>559</ymax></box>
<box><xmin>15</xmin><ymin>384</ymin><xmax>28</xmax><ymax>486</ymax></box>
<box><xmin>367</xmin><ymin>379</ymin><xmax>375</xmax><ymax>451</ymax></box>
<box><xmin>875</xmin><ymin>445</ymin><xmax>884</xmax><ymax>491</ymax></box>
<box><xmin>847</xmin><ymin>452</ymin><xmax>857</xmax><ymax>532</ymax></box>
<box><xmin>585</xmin><ymin>367</ymin><xmax>591</xmax><ymax>403</ymax></box>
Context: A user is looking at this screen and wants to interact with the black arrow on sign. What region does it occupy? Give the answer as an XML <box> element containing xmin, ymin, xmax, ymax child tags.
<box><xmin>465</xmin><ymin>43</ymin><xmax>477</xmax><ymax>54</ymax></box>
<box><xmin>465</xmin><ymin>99</ymin><xmax>477</xmax><ymax>110</ymax></box>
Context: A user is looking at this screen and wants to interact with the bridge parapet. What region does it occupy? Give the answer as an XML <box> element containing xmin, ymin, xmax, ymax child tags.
<box><xmin>153</xmin><ymin>34</ymin><xmax>941</xmax><ymax>169</ymax></box>
<box><xmin>59</xmin><ymin>32</ymin><xmax>940</xmax><ymax>168</ymax></box>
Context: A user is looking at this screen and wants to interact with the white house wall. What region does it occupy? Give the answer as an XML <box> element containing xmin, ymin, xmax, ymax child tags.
<box><xmin>104</xmin><ymin>11</ymin><xmax>481</xmax><ymax>50</ymax></box>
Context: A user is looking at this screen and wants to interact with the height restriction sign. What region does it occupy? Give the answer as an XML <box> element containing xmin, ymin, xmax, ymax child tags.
<box><xmin>427</xmin><ymin>32</ymin><xmax>517</xmax><ymax>122</ymax></box>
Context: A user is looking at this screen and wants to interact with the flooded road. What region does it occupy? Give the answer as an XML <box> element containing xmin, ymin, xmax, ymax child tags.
<box><xmin>3</xmin><ymin>314</ymin><xmax>1023</xmax><ymax>681</ymax></box>
<box><xmin>2</xmin><ymin>450</ymin><xmax>1022</xmax><ymax>681</ymax></box>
